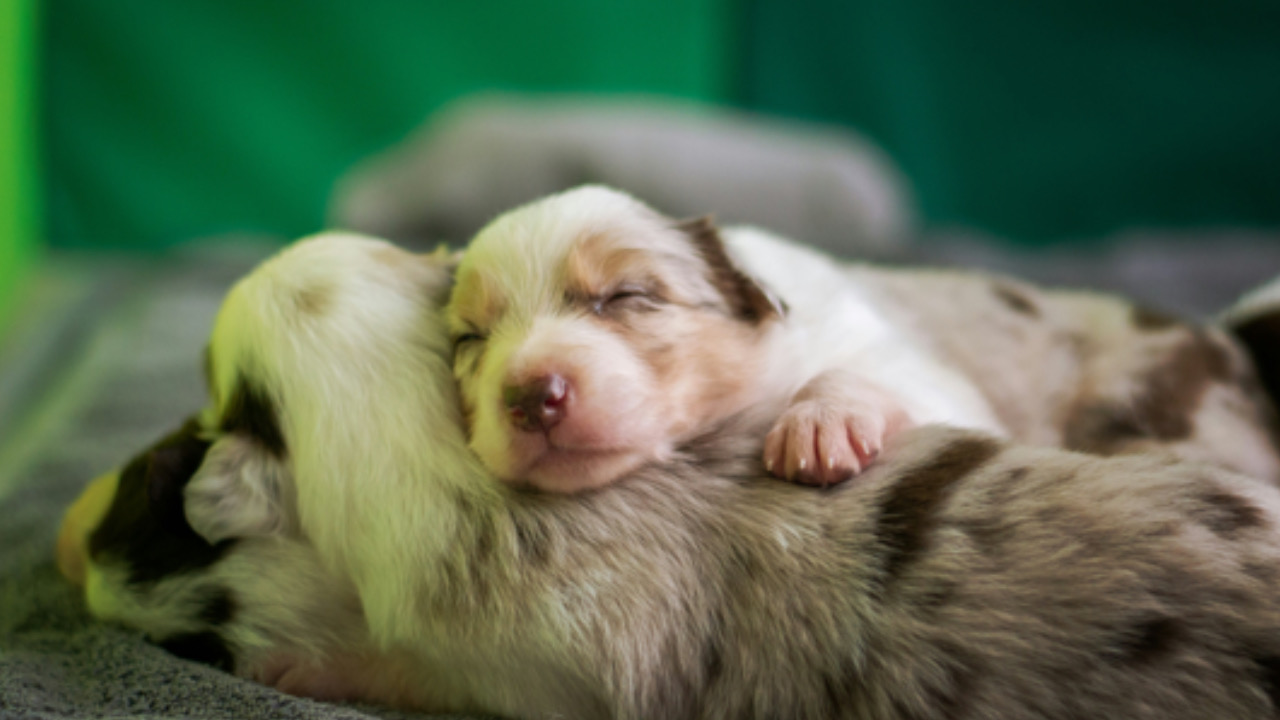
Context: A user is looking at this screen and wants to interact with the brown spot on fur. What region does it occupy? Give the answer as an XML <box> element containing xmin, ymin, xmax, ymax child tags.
<box><xmin>1132</xmin><ymin>332</ymin><xmax>1232</xmax><ymax>439</ymax></box>
<box><xmin>1062</xmin><ymin>402</ymin><xmax>1149</xmax><ymax>455</ymax></box>
<box><xmin>294</xmin><ymin>284</ymin><xmax>331</xmax><ymax>315</ymax></box>
<box><xmin>875</xmin><ymin>436</ymin><xmax>1002</xmax><ymax>584</ymax></box>
<box><xmin>1243</xmin><ymin>561</ymin><xmax>1280</xmax><ymax>587</ymax></box>
<box><xmin>991</xmin><ymin>281</ymin><xmax>1039</xmax><ymax>317</ymax></box>
<box><xmin>220</xmin><ymin>378</ymin><xmax>287</xmax><ymax>457</ymax></box>
<box><xmin>1195</xmin><ymin>488</ymin><xmax>1265</xmax><ymax>538</ymax></box>
<box><xmin>1131</xmin><ymin>304</ymin><xmax>1182</xmax><ymax>331</ymax></box>
<box><xmin>1064</xmin><ymin>332</ymin><xmax>1233</xmax><ymax>452</ymax></box>
<box><xmin>513</xmin><ymin>514</ymin><xmax>552</xmax><ymax>567</ymax></box>
<box><xmin>1116</xmin><ymin>616</ymin><xmax>1181</xmax><ymax>665</ymax></box>
<box><xmin>915</xmin><ymin>579</ymin><xmax>959</xmax><ymax>611</ymax></box>
<box><xmin>677</xmin><ymin>216</ymin><xmax>783</xmax><ymax>324</ymax></box>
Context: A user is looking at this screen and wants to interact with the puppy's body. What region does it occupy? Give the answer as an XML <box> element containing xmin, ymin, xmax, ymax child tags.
<box><xmin>62</xmin><ymin>234</ymin><xmax>1280</xmax><ymax>719</ymax></box>
<box><xmin>723</xmin><ymin>226</ymin><xmax>1005</xmax><ymax>432</ymax></box>
<box><xmin>850</xmin><ymin>265</ymin><xmax>1280</xmax><ymax>483</ymax></box>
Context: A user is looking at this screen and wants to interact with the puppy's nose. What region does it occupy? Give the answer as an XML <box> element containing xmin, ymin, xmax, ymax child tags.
<box><xmin>504</xmin><ymin>375</ymin><xmax>569</xmax><ymax>432</ymax></box>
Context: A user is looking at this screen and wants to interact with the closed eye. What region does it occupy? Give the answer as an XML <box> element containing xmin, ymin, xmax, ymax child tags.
<box><xmin>594</xmin><ymin>285</ymin><xmax>662</xmax><ymax>314</ymax></box>
<box><xmin>454</xmin><ymin>332</ymin><xmax>486</xmax><ymax>345</ymax></box>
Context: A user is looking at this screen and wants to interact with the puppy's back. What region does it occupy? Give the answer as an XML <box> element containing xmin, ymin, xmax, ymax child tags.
<box><xmin>443</xmin><ymin>425</ymin><xmax>1280</xmax><ymax>719</ymax></box>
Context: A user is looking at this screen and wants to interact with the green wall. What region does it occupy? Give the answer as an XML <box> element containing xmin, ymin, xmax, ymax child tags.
<box><xmin>43</xmin><ymin>0</ymin><xmax>733</xmax><ymax>250</ymax></box>
<box><xmin>1</xmin><ymin>0</ymin><xmax>37</xmax><ymax>333</ymax></box>
<box><xmin>741</xmin><ymin>0</ymin><xmax>1280</xmax><ymax>241</ymax></box>
<box><xmin>41</xmin><ymin>0</ymin><xmax>1280</xmax><ymax>249</ymax></box>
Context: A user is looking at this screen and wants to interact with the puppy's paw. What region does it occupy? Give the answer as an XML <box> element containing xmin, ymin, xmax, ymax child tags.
<box><xmin>764</xmin><ymin>398</ymin><xmax>897</xmax><ymax>486</ymax></box>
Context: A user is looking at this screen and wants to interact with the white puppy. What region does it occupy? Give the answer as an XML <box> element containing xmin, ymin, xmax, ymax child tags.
<box><xmin>447</xmin><ymin>185</ymin><xmax>1003</xmax><ymax>491</ymax></box>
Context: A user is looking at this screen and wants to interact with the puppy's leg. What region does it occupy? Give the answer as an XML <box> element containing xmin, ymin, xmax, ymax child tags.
<box><xmin>764</xmin><ymin>369</ymin><xmax>912</xmax><ymax>485</ymax></box>
<box><xmin>252</xmin><ymin>649</ymin><xmax>442</xmax><ymax>710</ymax></box>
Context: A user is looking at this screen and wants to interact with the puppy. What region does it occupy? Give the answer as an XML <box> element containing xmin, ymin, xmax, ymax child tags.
<box><xmin>57</xmin><ymin>232</ymin><xmax>1280</xmax><ymax>719</ymax></box>
<box><xmin>856</xmin><ymin>264</ymin><xmax>1280</xmax><ymax>484</ymax></box>
<box><xmin>56</xmin><ymin>421</ymin><xmax>428</xmax><ymax>707</ymax></box>
<box><xmin>447</xmin><ymin>185</ymin><xmax>1003</xmax><ymax>490</ymax></box>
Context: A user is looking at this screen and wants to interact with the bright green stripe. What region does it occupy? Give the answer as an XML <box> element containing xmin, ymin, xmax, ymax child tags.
<box><xmin>0</xmin><ymin>0</ymin><xmax>38</xmax><ymax>335</ymax></box>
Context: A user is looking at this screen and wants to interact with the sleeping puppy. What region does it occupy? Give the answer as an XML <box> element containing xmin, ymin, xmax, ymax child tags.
<box><xmin>58</xmin><ymin>232</ymin><xmax>1280</xmax><ymax>719</ymax></box>
<box><xmin>857</xmin><ymin>264</ymin><xmax>1280</xmax><ymax>484</ymax></box>
<box><xmin>447</xmin><ymin>185</ymin><xmax>1003</xmax><ymax>490</ymax></box>
<box><xmin>451</xmin><ymin>185</ymin><xmax>1280</xmax><ymax>489</ymax></box>
<box><xmin>54</xmin><ymin>420</ymin><xmax>426</xmax><ymax>707</ymax></box>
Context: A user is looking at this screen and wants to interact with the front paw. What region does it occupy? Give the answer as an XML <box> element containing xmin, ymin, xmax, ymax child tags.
<box><xmin>764</xmin><ymin>399</ymin><xmax>891</xmax><ymax>486</ymax></box>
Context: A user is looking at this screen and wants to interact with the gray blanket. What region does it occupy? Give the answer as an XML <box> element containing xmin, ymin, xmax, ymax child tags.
<box><xmin>1</xmin><ymin>233</ymin><xmax>1276</xmax><ymax>719</ymax></box>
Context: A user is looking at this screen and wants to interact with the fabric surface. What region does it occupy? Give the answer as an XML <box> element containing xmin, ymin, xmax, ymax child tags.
<box><xmin>0</xmin><ymin>232</ymin><xmax>1275</xmax><ymax>718</ymax></box>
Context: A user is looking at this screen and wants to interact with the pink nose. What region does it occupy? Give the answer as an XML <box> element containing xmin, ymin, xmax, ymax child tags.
<box><xmin>503</xmin><ymin>374</ymin><xmax>569</xmax><ymax>432</ymax></box>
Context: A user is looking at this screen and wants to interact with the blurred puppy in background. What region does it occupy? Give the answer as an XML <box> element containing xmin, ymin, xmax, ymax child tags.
<box><xmin>447</xmin><ymin>186</ymin><xmax>1002</xmax><ymax>491</ymax></box>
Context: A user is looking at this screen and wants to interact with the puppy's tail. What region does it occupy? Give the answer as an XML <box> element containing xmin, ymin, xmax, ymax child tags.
<box><xmin>1222</xmin><ymin>275</ymin><xmax>1280</xmax><ymax>408</ymax></box>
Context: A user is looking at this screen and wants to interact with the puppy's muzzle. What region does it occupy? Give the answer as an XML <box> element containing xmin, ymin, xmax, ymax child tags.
<box><xmin>504</xmin><ymin>374</ymin><xmax>569</xmax><ymax>432</ymax></box>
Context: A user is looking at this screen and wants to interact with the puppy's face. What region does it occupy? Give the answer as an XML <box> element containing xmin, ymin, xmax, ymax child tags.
<box><xmin>447</xmin><ymin>186</ymin><xmax>781</xmax><ymax>492</ymax></box>
<box><xmin>56</xmin><ymin>418</ymin><xmax>244</xmax><ymax>669</ymax></box>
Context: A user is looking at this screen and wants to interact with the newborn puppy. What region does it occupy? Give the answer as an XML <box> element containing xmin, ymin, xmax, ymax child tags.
<box><xmin>447</xmin><ymin>185</ymin><xmax>1002</xmax><ymax>490</ymax></box>
<box><xmin>59</xmin><ymin>232</ymin><xmax>1280</xmax><ymax>719</ymax></box>
<box><xmin>857</xmin><ymin>265</ymin><xmax>1280</xmax><ymax>484</ymax></box>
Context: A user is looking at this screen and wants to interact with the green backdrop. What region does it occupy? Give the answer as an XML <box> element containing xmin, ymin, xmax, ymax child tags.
<box><xmin>741</xmin><ymin>0</ymin><xmax>1280</xmax><ymax>241</ymax></box>
<box><xmin>1</xmin><ymin>0</ymin><xmax>37</xmax><ymax>334</ymax></box>
<box><xmin>43</xmin><ymin>0</ymin><xmax>733</xmax><ymax>251</ymax></box>
<box><xmin>39</xmin><ymin>0</ymin><xmax>1280</xmax><ymax>250</ymax></box>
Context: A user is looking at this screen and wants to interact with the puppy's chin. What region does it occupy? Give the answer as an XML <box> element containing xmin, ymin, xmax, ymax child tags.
<box><xmin>474</xmin><ymin>430</ymin><xmax>662</xmax><ymax>494</ymax></box>
<box><xmin>520</xmin><ymin>447</ymin><xmax>656</xmax><ymax>494</ymax></box>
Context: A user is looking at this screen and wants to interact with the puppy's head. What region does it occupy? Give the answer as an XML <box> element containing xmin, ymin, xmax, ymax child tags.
<box><xmin>56</xmin><ymin>419</ymin><xmax>381</xmax><ymax>693</ymax></box>
<box><xmin>447</xmin><ymin>185</ymin><xmax>783</xmax><ymax>492</ymax></box>
<box><xmin>55</xmin><ymin>418</ymin><xmax>256</xmax><ymax>671</ymax></box>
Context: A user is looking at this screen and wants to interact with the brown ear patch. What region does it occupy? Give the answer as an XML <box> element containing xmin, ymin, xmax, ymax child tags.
<box><xmin>677</xmin><ymin>216</ymin><xmax>784</xmax><ymax>324</ymax></box>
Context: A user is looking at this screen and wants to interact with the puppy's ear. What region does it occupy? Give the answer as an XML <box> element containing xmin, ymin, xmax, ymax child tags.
<box><xmin>184</xmin><ymin>435</ymin><xmax>293</xmax><ymax>544</ymax></box>
<box><xmin>144</xmin><ymin>419</ymin><xmax>217</xmax><ymax>535</ymax></box>
<box><xmin>677</xmin><ymin>216</ymin><xmax>785</xmax><ymax>324</ymax></box>
<box><xmin>426</xmin><ymin>242</ymin><xmax>464</xmax><ymax>271</ymax></box>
